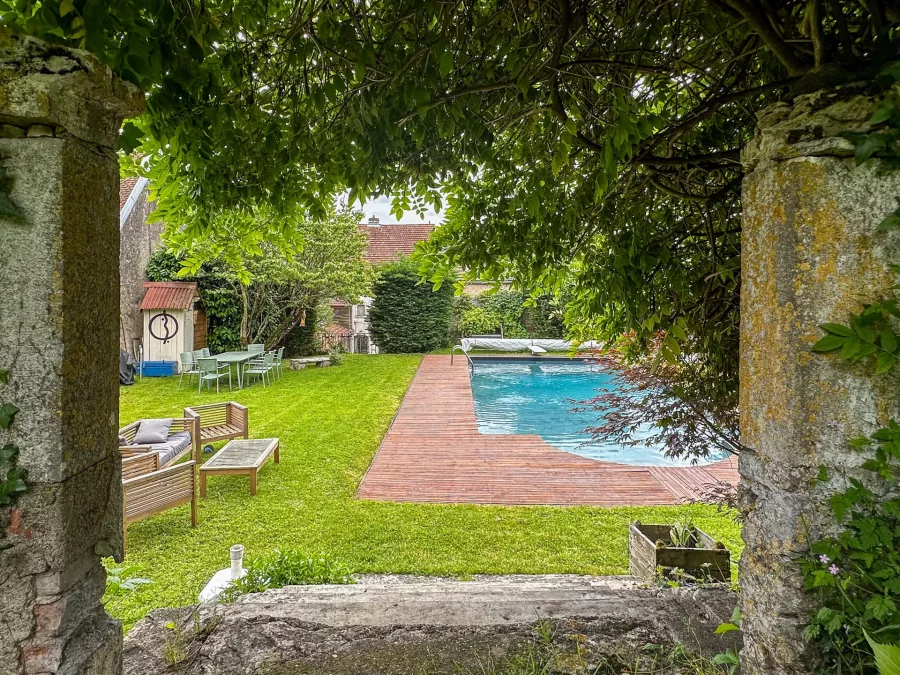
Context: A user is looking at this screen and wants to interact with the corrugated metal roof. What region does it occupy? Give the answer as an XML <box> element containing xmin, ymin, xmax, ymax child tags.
<box><xmin>140</xmin><ymin>282</ymin><xmax>200</xmax><ymax>311</ymax></box>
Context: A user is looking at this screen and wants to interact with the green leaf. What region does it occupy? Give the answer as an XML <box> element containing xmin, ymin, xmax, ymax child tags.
<box><xmin>871</xmin><ymin>103</ymin><xmax>896</xmax><ymax>126</ymax></box>
<box><xmin>817</xmin><ymin>465</ymin><xmax>829</xmax><ymax>482</ymax></box>
<box><xmin>855</xmin><ymin>133</ymin><xmax>887</xmax><ymax>165</ymax></box>
<box><xmin>820</xmin><ymin>323</ymin><xmax>855</xmax><ymax>337</ymax></box>
<box><xmin>812</xmin><ymin>334</ymin><xmax>846</xmax><ymax>352</ymax></box>
<box><xmin>119</xmin><ymin>122</ymin><xmax>144</xmax><ymax>154</ymax></box>
<box><xmin>0</xmin><ymin>190</ymin><xmax>21</xmax><ymax>218</ymax></box>
<box><xmin>879</xmin><ymin>214</ymin><xmax>900</xmax><ymax>231</ymax></box>
<box><xmin>715</xmin><ymin>622</ymin><xmax>739</xmax><ymax>634</ymax></box>
<box><xmin>0</xmin><ymin>369</ymin><xmax>7</xmax><ymax>383</ymax></box>
<box><xmin>59</xmin><ymin>0</ymin><xmax>75</xmax><ymax>16</ymax></box>
<box><xmin>437</xmin><ymin>50</ymin><xmax>452</xmax><ymax>77</ymax></box>
<box><xmin>865</xmin><ymin>630</ymin><xmax>900</xmax><ymax>675</ymax></box>
<box><xmin>876</xmin><ymin>351</ymin><xmax>896</xmax><ymax>374</ymax></box>
<box><xmin>882</xmin><ymin>327</ymin><xmax>899</xmax><ymax>353</ymax></box>
<box><xmin>0</xmin><ymin>403</ymin><xmax>19</xmax><ymax>429</ymax></box>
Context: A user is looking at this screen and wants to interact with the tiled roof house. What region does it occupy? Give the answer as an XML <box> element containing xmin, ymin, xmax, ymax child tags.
<box><xmin>330</xmin><ymin>216</ymin><xmax>435</xmax><ymax>353</ymax></box>
<box><xmin>359</xmin><ymin>220</ymin><xmax>435</xmax><ymax>264</ymax></box>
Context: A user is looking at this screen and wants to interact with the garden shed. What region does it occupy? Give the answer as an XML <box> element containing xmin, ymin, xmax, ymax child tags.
<box><xmin>140</xmin><ymin>281</ymin><xmax>204</xmax><ymax>368</ymax></box>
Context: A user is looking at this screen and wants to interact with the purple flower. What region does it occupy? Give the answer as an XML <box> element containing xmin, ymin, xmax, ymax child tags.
<box><xmin>819</xmin><ymin>554</ymin><xmax>830</xmax><ymax>564</ymax></box>
<box><xmin>829</xmin><ymin>564</ymin><xmax>840</xmax><ymax>576</ymax></box>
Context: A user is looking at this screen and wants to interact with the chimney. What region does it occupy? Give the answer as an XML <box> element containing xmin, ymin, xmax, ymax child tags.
<box><xmin>367</xmin><ymin>215</ymin><xmax>380</xmax><ymax>227</ymax></box>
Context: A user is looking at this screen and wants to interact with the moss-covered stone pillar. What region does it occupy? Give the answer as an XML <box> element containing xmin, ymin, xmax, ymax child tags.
<box><xmin>0</xmin><ymin>32</ymin><xmax>142</xmax><ymax>674</ymax></box>
<box><xmin>740</xmin><ymin>86</ymin><xmax>900</xmax><ymax>673</ymax></box>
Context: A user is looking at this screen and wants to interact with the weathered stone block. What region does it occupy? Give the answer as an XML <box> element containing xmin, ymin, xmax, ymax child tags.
<box><xmin>740</xmin><ymin>84</ymin><xmax>900</xmax><ymax>674</ymax></box>
<box><xmin>0</xmin><ymin>136</ymin><xmax>120</xmax><ymax>484</ymax></box>
<box><xmin>0</xmin><ymin>29</ymin><xmax>141</xmax><ymax>675</ymax></box>
<box><xmin>0</xmin><ymin>30</ymin><xmax>143</xmax><ymax>148</ymax></box>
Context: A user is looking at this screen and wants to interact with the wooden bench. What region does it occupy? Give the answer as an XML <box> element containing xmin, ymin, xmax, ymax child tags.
<box><xmin>122</xmin><ymin>457</ymin><xmax>197</xmax><ymax>552</ymax></box>
<box><xmin>118</xmin><ymin>416</ymin><xmax>201</xmax><ymax>466</ymax></box>
<box><xmin>184</xmin><ymin>401</ymin><xmax>249</xmax><ymax>446</ymax></box>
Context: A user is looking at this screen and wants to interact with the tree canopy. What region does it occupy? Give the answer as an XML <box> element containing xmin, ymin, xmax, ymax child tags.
<box><xmin>148</xmin><ymin>208</ymin><xmax>372</xmax><ymax>349</ymax></box>
<box><xmin>6</xmin><ymin>0</ymin><xmax>899</xmax><ymax>395</ymax></box>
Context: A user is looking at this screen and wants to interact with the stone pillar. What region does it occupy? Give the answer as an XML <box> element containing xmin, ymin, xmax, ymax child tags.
<box><xmin>0</xmin><ymin>32</ymin><xmax>142</xmax><ymax>674</ymax></box>
<box><xmin>740</xmin><ymin>85</ymin><xmax>900</xmax><ymax>673</ymax></box>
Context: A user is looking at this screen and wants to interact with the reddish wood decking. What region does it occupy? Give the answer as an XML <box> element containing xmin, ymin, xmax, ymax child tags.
<box><xmin>357</xmin><ymin>355</ymin><xmax>739</xmax><ymax>506</ymax></box>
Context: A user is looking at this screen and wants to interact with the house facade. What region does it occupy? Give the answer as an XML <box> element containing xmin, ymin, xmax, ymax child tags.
<box><xmin>119</xmin><ymin>176</ymin><xmax>165</xmax><ymax>355</ymax></box>
<box><xmin>330</xmin><ymin>217</ymin><xmax>434</xmax><ymax>353</ymax></box>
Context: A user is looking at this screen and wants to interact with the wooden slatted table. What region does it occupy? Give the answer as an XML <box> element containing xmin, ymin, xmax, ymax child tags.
<box><xmin>199</xmin><ymin>438</ymin><xmax>279</xmax><ymax>497</ymax></box>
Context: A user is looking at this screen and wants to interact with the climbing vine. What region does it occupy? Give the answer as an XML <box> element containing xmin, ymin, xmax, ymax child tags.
<box><xmin>802</xmin><ymin>75</ymin><xmax>900</xmax><ymax>674</ymax></box>
<box><xmin>0</xmin><ymin>368</ymin><xmax>28</xmax><ymax>552</ymax></box>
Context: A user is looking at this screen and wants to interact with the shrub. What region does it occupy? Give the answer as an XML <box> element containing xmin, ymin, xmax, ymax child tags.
<box><xmin>221</xmin><ymin>549</ymin><xmax>354</xmax><ymax>602</ymax></box>
<box><xmin>523</xmin><ymin>295</ymin><xmax>566</xmax><ymax>339</ymax></box>
<box><xmin>282</xmin><ymin>306</ymin><xmax>323</xmax><ymax>357</ymax></box>
<box><xmin>801</xmin><ymin>424</ymin><xmax>900</xmax><ymax>674</ymax></box>
<box><xmin>456</xmin><ymin>306</ymin><xmax>504</xmax><ymax>336</ymax></box>
<box><xmin>328</xmin><ymin>345</ymin><xmax>345</xmax><ymax>365</ymax></box>
<box><xmin>368</xmin><ymin>258</ymin><xmax>453</xmax><ymax>353</ymax></box>
<box><xmin>453</xmin><ymin>289</ymin><xmax>542</xmax><ymax>338</ymax></box>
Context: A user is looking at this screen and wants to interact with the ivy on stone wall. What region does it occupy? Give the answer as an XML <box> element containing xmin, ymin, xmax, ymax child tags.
<box><xmin>0</xmin><ymin>368</ymin><xmax>28</xmax><ymax>552</ymax></box>
<box><xmin>803</xmin><ymin>75</ymin><xmax>900</xmax><ymax>675</ymax></box>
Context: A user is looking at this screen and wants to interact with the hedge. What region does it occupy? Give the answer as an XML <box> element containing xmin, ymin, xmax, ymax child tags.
<box><xmin>368</xmin><ymin>259</ymin><xmax>453</xmax><ymax>353</ymax></box>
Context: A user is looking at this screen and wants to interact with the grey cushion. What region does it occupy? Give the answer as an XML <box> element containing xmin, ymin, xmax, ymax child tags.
<box><xmin>133</xmin><ymin>418</ymin><xmax>174</xmax><ymax>444</ymax></box>
<box><xmin>150</xmin><ymin>431</ymin><xmax>193</xmax><ymax>466</ymax></box>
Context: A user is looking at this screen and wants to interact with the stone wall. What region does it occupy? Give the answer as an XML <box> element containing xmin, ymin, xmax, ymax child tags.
<box><xmin>0</xmin><ymin>31</ymin><xmax>141</xmax><ymax>674</ymax></box>
<box><xmin>119</xmin><ymin>184</ymin><xmax>163</xmax><ymax>354</ymax></box>
<box><xmin>740</xmin><ymin>84</ymin><xmax>900</xmax><ymax>673</ymax></box>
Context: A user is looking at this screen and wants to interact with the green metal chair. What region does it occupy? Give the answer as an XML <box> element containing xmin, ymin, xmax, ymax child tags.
<box><xmin>201</xmin><ymin>347</ymin><xmax>211</xmax><ymax>358</ymax></box>
<box><xmin>197</xmin><ymin>357</ymin><xmax>232</xmax><ymax>393</ymax></box>
<box><xmin>247</xmin><ymin>343</ymin><xmax>265</xmax><ymax>353</ymax></box>
<box><xmin>243</xmin><ymin>352</ymin><xmax>273</xmax><ymax>387</ymax></box>
<box><xmin>178</xmin><ymin>352</ymin><xmax>200</xmax><ymax>388</ymax></box>
<box><xmin>273</xmin><ymin>346</ymin><xmax>285</xmax><ymax>379</ymax></box>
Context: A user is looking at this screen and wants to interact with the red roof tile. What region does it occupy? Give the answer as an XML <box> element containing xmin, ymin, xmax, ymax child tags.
<box><xmin>120</xmin><ymin>177</ymin><xmax>140</xmax><ymax>208</ymax></box>
<box><xmin>140</xmin><ymin>282</ymin><xmax>200</xmax><ymax>311</ymax></box>
<box><xmin>359</xmin><ymin>223</ymin><xmax>435</xmax><ymax>264</ymax></box>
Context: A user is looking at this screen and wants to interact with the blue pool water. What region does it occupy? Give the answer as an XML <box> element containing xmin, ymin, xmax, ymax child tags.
<box><xmin>469</xmin><ymin>359</ymin><xmax>722</xmax><ymax>466</ymax></box>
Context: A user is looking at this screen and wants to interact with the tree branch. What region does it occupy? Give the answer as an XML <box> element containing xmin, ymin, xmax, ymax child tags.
<box><xmin>638</xmin><ymin>149</ymin><xmax>742</xmax><ymax>167</ymax></box>
<box><xmin>395</xmin><ymin>81</ymin><xmax>518</xmax><ymax>125</ymax></box>
<box><xmin>648</xmin><ymin>176</ymin><xmax>741</xmax><ymax>203</ymax></box>
<box><xmin>725</xmin><ymin>0</ymin><xmax>811</xmax><ymax>74</ymax></box>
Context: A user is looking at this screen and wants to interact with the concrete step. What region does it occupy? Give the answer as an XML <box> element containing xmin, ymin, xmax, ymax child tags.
<box><xmin>234</xmin><ymin>576</ymin><xmax>651</xmax><ymax>626</ymax></box>
<box><xmin>124</xmin><ymin>576</ymin><xmax>739</xmax><ymax>675</ymax></box>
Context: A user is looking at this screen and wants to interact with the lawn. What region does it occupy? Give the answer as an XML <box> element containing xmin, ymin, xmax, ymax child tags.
<box><xmin>112</xmin><ymin>354</ymin><xmax>742</xmax><ymax>630</ymax></box>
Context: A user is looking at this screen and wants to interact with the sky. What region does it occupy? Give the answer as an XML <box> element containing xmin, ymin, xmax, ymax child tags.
<box><xmin>345</xmin><ymin>194</ymin><xmax>446</xmax><ymax>225</ymax></box>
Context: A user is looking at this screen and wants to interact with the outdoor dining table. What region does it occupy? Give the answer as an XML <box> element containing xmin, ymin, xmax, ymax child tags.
<box><xmin>214</xmin><ymin>351</ymin><xmax>257</xmax><ymax>389</ymax></box>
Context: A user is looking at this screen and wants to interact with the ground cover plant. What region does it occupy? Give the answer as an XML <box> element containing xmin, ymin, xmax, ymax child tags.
<box><xmin>114</xmin><ymin>355</ymin><xmax>741</xmax><ymax>631</ymax></box>
<box><xmin>219</xmin><ymin>549</ymin><xmax>355</xmax><ymax>603</ymax></box>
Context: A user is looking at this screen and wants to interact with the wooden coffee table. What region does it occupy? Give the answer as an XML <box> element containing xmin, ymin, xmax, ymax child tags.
<box><xmin>199</xmin><ymin>438</ymin><xmax>279</xmax><ymax>497</ymax></box>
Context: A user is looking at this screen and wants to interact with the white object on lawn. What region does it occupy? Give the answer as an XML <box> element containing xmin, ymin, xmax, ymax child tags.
<box><xmin>527</xmin><ymin>345</ymin><xmax>547</xmax><ymax>355</ymax></box>
<box><xmin>199</xmin><ymin>544</ymin><xmax>247</xmax><ymax>603</ymax></box>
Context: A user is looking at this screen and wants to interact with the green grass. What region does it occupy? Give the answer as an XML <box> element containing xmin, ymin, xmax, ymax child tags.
<box><xmin>112</xmin><ymin>354</ymin><xmax>742</xmax><ymax>631</ymax></box>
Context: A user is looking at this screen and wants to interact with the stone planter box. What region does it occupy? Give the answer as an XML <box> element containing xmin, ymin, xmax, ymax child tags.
<box><xmin>628</xmin><ymin>522</ymin><xmax>731</xmax><ymax>583</ymax></box>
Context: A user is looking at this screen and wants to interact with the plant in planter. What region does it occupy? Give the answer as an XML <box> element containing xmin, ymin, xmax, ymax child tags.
<box><xmin>629</xmin><ymin>521</ymin><xmax>731</xmax><ymax>584</ymax></box>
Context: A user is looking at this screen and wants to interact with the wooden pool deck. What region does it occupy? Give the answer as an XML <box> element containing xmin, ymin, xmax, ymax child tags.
<box><xmin>357</xmin><ymin>355</ymin><xmax>739</xmax><ymax>506</ymax></box>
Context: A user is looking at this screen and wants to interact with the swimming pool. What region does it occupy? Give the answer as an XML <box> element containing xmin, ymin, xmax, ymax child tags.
<box><xmin>469</xmin><ymin>358</ymin><xmax>723</xmax><ymax>467</ymax></box>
